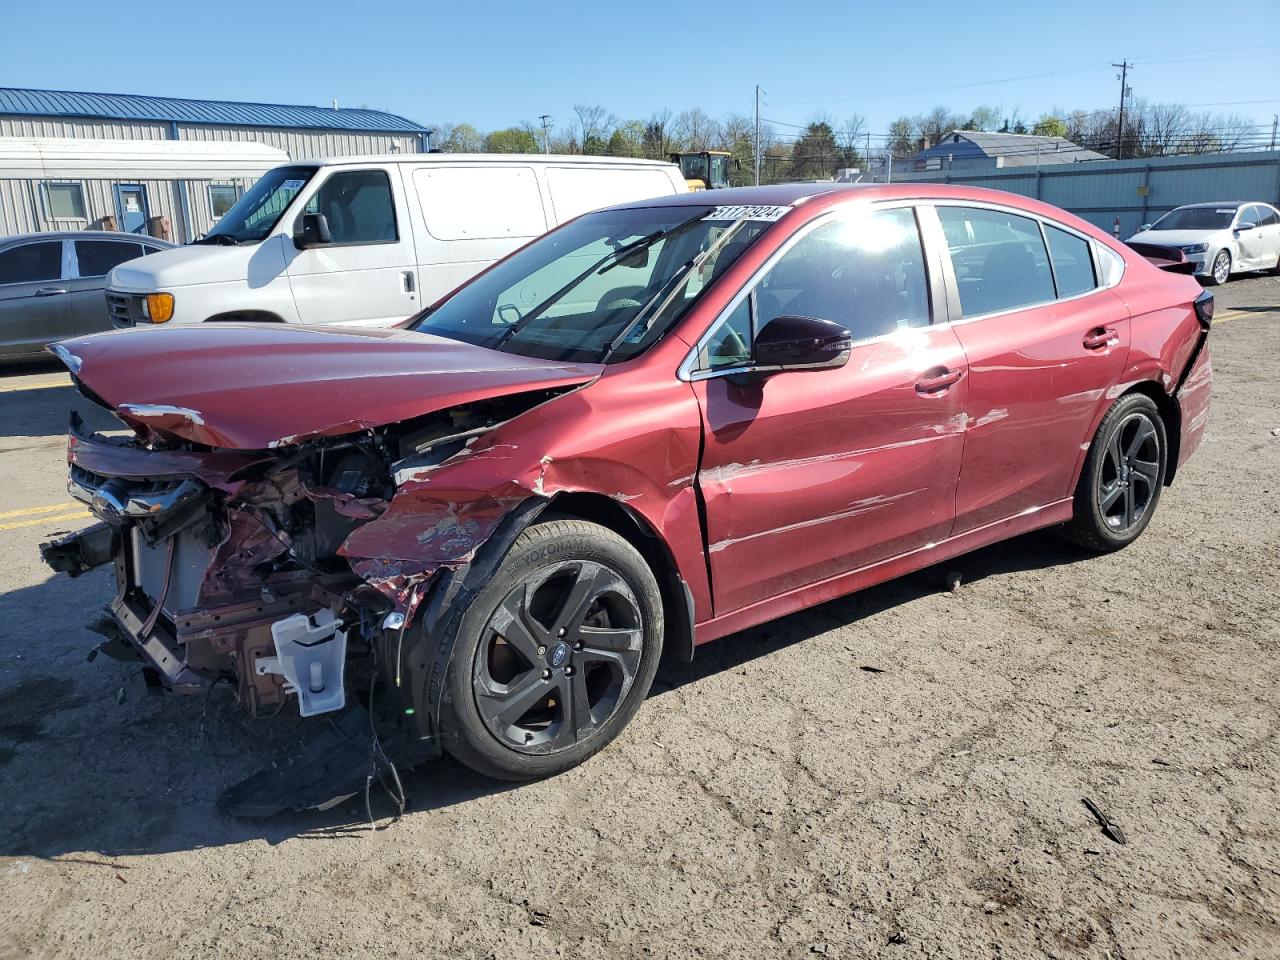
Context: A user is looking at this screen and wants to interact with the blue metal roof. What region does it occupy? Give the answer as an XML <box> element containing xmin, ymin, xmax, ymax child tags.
<box><xmin>0</xmin><ymin>87</ymin><xmax>428</xmax><ymax>134</ymax></box>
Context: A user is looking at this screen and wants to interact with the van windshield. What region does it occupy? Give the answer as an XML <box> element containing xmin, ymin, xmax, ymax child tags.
<box><xmin>410</xmin><ymin>206</ymin><xmax>772</xmax><ymax>364</ymax></box>
<box><xmin>197</xmin><ymin>166</ymin><xmax>316</xmax><ymax>245</ymax></box>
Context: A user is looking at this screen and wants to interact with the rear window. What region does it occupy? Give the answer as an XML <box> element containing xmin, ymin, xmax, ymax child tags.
<box><xmin>0</xmin><ymin>241</ymin><xmax>62</xmax><ymax>285</ymax></box>
<box><xmin>415</xmin><ymin>166</ymin><xmax>547</xmax><ymax>241</ymax></box>
<box><xmin>545</xmin><ymin>166</ymin><xmax>678</xmax><ymax>223</ymax></box>
<box><xmin>936</xmin><ymin>206</ymin><xmax>1055</xmax><ymax>317</ymax></box>
<box><xmin>75</xmin><ymin>239</ymin><xmax>147</xmax><ymax>277</ymax></box>
<box><xmin>1044</xmin><ymin>225</ymin><xmax>1096</xmax><ymax>298</ymax></box>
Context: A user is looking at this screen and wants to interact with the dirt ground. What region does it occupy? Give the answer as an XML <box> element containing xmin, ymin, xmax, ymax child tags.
<box><xmin>1</xmin><ymin>277</ymin><xmax>1277</xmax><ymax>960</ymax></box>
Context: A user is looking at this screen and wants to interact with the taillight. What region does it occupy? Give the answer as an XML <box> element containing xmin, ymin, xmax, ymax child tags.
<box><xmin>1193</xmin><ymin>289</ymin><xmax>1214</xmax><ymax>330</ymax></box>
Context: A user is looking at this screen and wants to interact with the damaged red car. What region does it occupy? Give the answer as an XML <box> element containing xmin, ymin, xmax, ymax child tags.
<box><xmin>42</xmin><ymin>184</ymin><xmax>1213</xmax><ymax>804</ymax></box>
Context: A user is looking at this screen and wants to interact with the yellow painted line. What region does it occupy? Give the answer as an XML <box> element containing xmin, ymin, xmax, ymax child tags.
<box><xmin>0</xmin><ymin>378</ymin><xmax>70</xmax><ymax>394</ymax></box>
<box><xmin>0</xmin><ymin>509</ymin><xmax>89</xmax><ymax>532</ymax></box>
<box><xmin>0</xmin><ymin>501</ymin><xmax>81</xmax><ymax>521</ymax></box>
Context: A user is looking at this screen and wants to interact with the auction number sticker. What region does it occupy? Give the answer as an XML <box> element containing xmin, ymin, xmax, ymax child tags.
<box><xmin>281</xmin><ymin>179</ymin><xmax>306</xmax><ymax>192</ymax></box>
<box><xmin>705</xmin><ymin>204</ymin><xmax>789</xmax><ymax>222</ymax></box>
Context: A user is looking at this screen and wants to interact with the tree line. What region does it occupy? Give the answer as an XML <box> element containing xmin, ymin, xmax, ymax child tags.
<box><xmin>422</xmin><ymin>99</ymin><xmax>1267</xmax><ymax>183</ymax></box>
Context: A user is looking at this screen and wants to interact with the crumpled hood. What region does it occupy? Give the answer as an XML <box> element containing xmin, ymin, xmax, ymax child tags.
<box><xmin>51</xmin><ymin>323</ymin><xmax>601</xmax><ymax>449</ymax></box>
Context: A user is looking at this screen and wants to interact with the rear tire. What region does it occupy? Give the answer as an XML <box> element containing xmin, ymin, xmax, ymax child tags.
<box><xmin>438</xmin><ymin>518</ymin><xmax>663</xmax><ymax>781</ymax></box>
<box><xmin>1060</xmin><ymin>393</ymin><xmax>1167</xmax><ymax>552</ymax></box>
<box><xmin>1205</xmin><ymin>249</ymin><xmax>1231</xmax><ymax>286</ymax></box>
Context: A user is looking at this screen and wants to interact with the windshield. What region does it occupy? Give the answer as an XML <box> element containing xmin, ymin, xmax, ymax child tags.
<box><xmin>410</xmin><ymin>206</ymin><xmax>774</xmax><ymax>363</ymax></box>
<box><xmin>1150</xmin><ymin>207</ymin><xmax>1237</xmax><ymax>231</ymax></box>
<box><xmin>198</xmin><ymin>165</ymin><xmax>316</xmax><ymax>244</ymax></box>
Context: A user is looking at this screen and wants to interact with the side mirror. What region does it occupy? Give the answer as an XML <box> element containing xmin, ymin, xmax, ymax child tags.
<box><xmin>293</xmin><ymin>212</ymin><xmax>332</xmax><ymax>249</ymax></box>
<box><xmin>1139</xmin><ymin>223</ymin><xmax>1152</xmax><ymax>232</ymax></box>
<box><xmin>753</xmin><ymin>315</ymin><xmax>852</xmax><ymax>372</ymax></box>
<box><xmin>1236</xmin><ymin>221</ymin><xmax>1256</xmax><ymax>232</ymax></box>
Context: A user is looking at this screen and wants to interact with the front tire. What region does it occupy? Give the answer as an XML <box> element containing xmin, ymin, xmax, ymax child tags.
<box><xmin>1061</xmin><ymin>394</ymin><xmax>1167</xmax><ymax>552</ymax></box>
<box><xmin>1205</xmin><ymin>249</ymin><xmax>1231</xmax><ymax>286</ymax></box>
<box><xmin>438</xmin><ymin>518</ymin><xmax>663</xmax><ymax>781</ymax></box>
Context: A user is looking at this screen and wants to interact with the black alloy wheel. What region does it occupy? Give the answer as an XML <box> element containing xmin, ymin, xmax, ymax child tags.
<box><xmin>473</xmin><ymin>560</ymin><xmax>643</xmax><ymax>755</ymax></box>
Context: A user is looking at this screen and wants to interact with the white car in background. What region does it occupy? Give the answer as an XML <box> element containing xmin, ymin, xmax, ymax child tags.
<box><xmin>1128</xmin><ymin>201</ymin><xmax>1280</xmax><ymax>285</ymax></box>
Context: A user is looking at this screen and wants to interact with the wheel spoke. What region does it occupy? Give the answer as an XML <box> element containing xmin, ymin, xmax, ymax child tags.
<box><xmin>548</xmin><ymin>671</ymin><xmax>595</xmax><ymax>749</ymax></box>
<box><xmin>1131</xmin><ymin>456</ymin><xmax>1159</xmax><ymax>482</ymax></box>
<box><xmin>491</xmin><ymin>589</ymin><xmax>547</xmax><ymax>663</ymax></box>
<box><xmin>578</xmin><ymin>625</ymin><xmax>642</xmax><ymax>653</ymax></box>
<box><xmin>1126</xmin><ymin>420</ymin><xmax>1154</xmax><ymax>459</ymax></box>
<box><xmin>1106</xmin><ymin>432</ymin><xmax>1123</xmax><ymax>473</ymax></box>
<box><xmin>1099</xmin><ymin>480</ymin><xmax>1124</xmax><ymax>512</ymax></box>
<box><xmin>478</xmin><ymin>668</ymin><xmax>549</xmax><ymax>730</ymax></box>
<box><xmin>1123</xmin><ymin>478</ymin><xmax>1136</xmax><ymax>529</ymax></box>
<box><xmin>552</xmin><ymin>562</ymin><xmax>608</xmax><ymax>636</ymax></box>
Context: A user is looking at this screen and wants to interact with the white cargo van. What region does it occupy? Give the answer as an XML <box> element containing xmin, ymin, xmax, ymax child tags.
<box><xmin>105</xmin><ymin>154</ymin><xmax>687</xmax><ymax>329</ymax></box>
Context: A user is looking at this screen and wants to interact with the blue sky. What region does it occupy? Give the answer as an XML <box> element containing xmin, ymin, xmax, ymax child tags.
<box><xmin>3</xmin><ymin>0</ymin><xmax>1277</xmax><ymax>139</ymax></box>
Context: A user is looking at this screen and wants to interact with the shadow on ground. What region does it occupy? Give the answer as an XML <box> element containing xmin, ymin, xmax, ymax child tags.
<box><xmin>0</xmin><ymin>529</ymin><xmax>1088</xmax><ymax>860</ymax></box>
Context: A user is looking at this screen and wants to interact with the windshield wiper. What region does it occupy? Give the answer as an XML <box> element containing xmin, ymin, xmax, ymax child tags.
<box><xmin>193</xmin><ymin>234</ymin><xmax>240</xmax><ymax>246</ymax></box>
<box><xmin>492</xmin><ymin>211</ymin><xmax>709</xmax><ymax>352</ymax></box>
<box><xmin>598</xmin><ymin>216</ymin><xmax>750</xmax><ymax>364</ymax></box>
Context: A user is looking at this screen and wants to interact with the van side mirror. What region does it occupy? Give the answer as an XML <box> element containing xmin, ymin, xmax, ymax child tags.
<box><xmin>293</xmin><ymin>213</ymin><xmax>332</xmax><ymax>249</ymax></box>
<box><xmin>753</xmin><ymin>315</ymin><xmax>852</xmax><ymax>371</ymax></box>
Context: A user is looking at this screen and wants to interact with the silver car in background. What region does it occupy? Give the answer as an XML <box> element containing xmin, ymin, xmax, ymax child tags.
<box><xmin>1127</xmin><ymin>201</ymin><xmax>1280</xmax><ymax>285</ymax></box>
<box><xmin>0</xmin><ymin>231</ymin><xmax>173</xmax><ymax>361</ymax></box>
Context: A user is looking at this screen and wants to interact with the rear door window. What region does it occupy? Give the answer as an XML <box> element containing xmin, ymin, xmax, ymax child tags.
<box><xmin>0</xmin><ymin>241</ymin><xmax>63</xmax><ymax>285</ymax></box>
<box><xmin>1044</xmin><ymin>225</ymin><xmax>1096</xmax><ymax>298</ymax></box>
<box><xmin>937</xmin><ymin>206</ymin><xmax>1055</xmax><ymax>317</ymax></box>
<box><xmin>415</xmin><ymin>166</ymin><xmax>546</xmax><ymax>241</ymax></box>
<box><xmin>75</xmin><ymin>240</ymin><xmax>147</xmax><ymax>278</ymax></box>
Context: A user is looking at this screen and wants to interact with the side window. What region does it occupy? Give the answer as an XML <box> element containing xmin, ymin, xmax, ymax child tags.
<box><xmin>700</xmin><ymin>296</ymin><xmax>753</xmax><ymax>370</ymax></box>
<box><xmin>1260</xmin><ymin>206</ymin><xmax>1280</xmax><ymax>227</ymax></box>
<box><xmin>937</xmin><ymin>206</ymin><xmax>1055</xmax><ymax>317</ymax></box>
<box><xmin>305</xmin><ymin>170</ymin><xmax>397</xmax><ymax>244</ymax></box>
<box><xmin>75</xmin><ymin>240</ymin><xmax>145</xmax><ymax>278</ymax></box>
<box><xmin>1044</xmin><ymin>225</ymin><xmax>1096</xmax><ymax>298</ymax></box>
<box><xmin>0</xmin><ymin>242</ymin><xmax>63</xmax><ymax>285</ymax></box>
<box><xmin>695</xmin><ymin>208</ymin><xmax>930</xmax><ymax>372</ymax></box>
<box><xmin>209</xmin><ymin>184</ymin><xmax>241</xmax><ymax>220</ymax></box>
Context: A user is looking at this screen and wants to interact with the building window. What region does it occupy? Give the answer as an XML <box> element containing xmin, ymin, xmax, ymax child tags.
<box><xmin>44</xmin><ymin>182</ymin><xmax>87</xmax><ymax>220</ymax></box>
<box><xmin>208</xmin><ymin>184</ymin><xmax>241</xmax><ymax>220</ymax></box>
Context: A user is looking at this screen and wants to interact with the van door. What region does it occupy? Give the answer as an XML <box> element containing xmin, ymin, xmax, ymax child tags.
<box><xmin>284</xmin><ymin>167</ymin><xmax>418</xmax><ymax>326</ymax></box>
<box><xmin>410</xmin><ymin>164</ymin><xmax>547</xmax><ymax>303</ymax></box>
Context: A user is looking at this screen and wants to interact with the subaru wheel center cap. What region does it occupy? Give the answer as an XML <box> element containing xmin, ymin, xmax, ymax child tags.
<box><xmin>547</xmin><ymin>641</ymin><xmax>570</xmax><ymax>668</ymax></box>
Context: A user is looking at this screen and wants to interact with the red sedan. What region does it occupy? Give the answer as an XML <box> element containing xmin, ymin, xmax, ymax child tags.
<box><xmin>43</xmin><ymin>184</ymin><xmax>1212</xmax><ymax>798</ymax></box>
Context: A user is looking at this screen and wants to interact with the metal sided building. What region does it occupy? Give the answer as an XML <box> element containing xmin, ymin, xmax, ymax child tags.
<box><xmin>0</xmin><ymin>87</ymin><xmax>430</xmax><ymax>241</ymax></box>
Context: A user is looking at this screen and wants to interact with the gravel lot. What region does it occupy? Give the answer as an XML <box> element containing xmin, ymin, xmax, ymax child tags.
<box><xmin>2</xmin><ymin>276</ymin><xmax>1277</xmax><ymax>960</ymax></box>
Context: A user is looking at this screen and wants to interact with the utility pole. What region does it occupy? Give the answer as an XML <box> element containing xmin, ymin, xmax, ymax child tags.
<box><xmin>753</xmin><ymin>85</ymin><xmax>762</xmax><ymax>185</ymax></box>
<box><xmin>1271</xmin><ymin>114</ymin><xmax>1278</xmax><ymax>151</ymax></box>
<box><xmin>538</xmin><ymin>115</ymin><xmax>553</xmax><ymax>154</ymax></box>
<box><xmin>1111</xmin><ymin>61</ymin><xmax>1133</xmax><ymax>160</ymax></box>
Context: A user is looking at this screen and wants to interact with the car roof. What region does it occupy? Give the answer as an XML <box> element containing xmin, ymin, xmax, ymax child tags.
<box><xmin>0</xmin><ymin>230</ymin><xmax>175</xmax><ymax>246</ymax></box>
<box><xmin>294</xmin><ymin>153</ymin><xmax>680</xmax><ymax>169</ymax></box>
<box><xmin>1174</xmin><ymin>201</ymin><xmax>1246</xmax><ymax>210</ymax></box>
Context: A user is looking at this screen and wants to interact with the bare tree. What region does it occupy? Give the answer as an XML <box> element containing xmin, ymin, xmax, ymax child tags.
<box><xmin>642</xmin><ymin>108</ymin><xmax>676</xmax><ymax>160</ymax></box>
<box><xmin>572</xmin><ymin>104</ymin><xmax>614</xmax><ymax>155</ymax></box>
<box><xmin>674</xmin><ymin>107</ymin><xmax>720</xmax><ymax>152</ymax></box>
<box><xmin>917</xmin><ymin>105</ymin><xmax>959</xmax><ymax>147</ymax></box>
<box><xmin>837</xmin><ymin>113</ymin><xmax>867</xmax><ymax>157</ymax></box>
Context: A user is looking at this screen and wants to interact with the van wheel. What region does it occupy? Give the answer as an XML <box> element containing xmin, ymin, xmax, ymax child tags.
<box><xmin>438</xmin><ymin>518</ymin><xmax>663</xmax><ymax>781</ymax></box>
<box><xmin>1061</xmin><ymin>394</ymin><xmax>1167</xmax><ymax>552</ymax></box>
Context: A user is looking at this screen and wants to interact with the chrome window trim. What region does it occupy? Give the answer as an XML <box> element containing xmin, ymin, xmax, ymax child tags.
<box><xmin>678</xmin><ymin>200</ymin><xmax>936</xmax><ymax>383</ymax></box>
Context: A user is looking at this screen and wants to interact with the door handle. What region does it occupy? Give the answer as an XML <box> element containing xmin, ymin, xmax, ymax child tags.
<box><xmin>34</xmin><ymin>287</ymin><xmax>67</xmax><ymax>297</ymax></box>
<box><xmin>915</xmin><ymin>367</ymin><xmax>965</xmax><ymax>394</ymax></box>
<box><xmin>401</xmin><ymin>270</ymin><xmax>415</xmax><ymax>294</ymax></box>
<box><xmin>1082</xmin><ymin>327</ymin><xmax>1118</xmax><ymax>350</ymax></box>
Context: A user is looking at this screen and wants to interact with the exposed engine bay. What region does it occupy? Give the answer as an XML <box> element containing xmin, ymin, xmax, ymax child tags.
<box><xmin>40</xmin><ymin>390</ymin><xmax>569</xmax><ymax>813</ymax></box>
